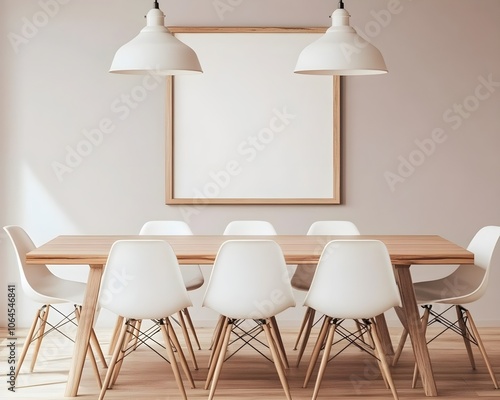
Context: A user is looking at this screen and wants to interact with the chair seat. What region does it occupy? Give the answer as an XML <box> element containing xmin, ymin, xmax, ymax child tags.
<box><xmin>290</xmin><ymin>264</ymin><xmax>316</xmax><ymax>291</ymax></box>
<box><xmin>413</xmin><ymin>265</ymin><xmax>485</xmax><ymax>305</ymax></box>
<box><xmin>182</xmin><ymin>265</ymin><xmax>205</xmax><ymax>291</ymax></box>
<box><xmin>29</xmin><ymin>275</ymin><xmax>87</xmax><ymax>304</ymax></box>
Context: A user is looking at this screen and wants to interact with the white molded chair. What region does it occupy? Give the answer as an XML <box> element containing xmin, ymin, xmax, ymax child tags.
<box><xmin>141</xmin><ymin>220</ymin><xmax>203</xmax><ymax>369</ymax></box>
<box><xmin>291</xmin><ymin>220</ymin><xmax>360</xmax><ymax>366</ymax></box>
<box><xmin>98</xmin><ymin>240</ymin><xmax>194</xmax><ymax>400</ymax></box>
<box><xmin>203</xmin><ymin>240</ymin><xmax>296</xmax><ymax>400</ymax></box>
<box><xmin>109</xmin><ymin>221</ymin><xmax>204</xmax><ymax>369</ymax></box>
<box><xmin>392</xmin><ymin>225</ymin><xmax>500</xmax><ymax>389</ymax></box>
<box><xmin>303</xmin><ymin>240</ymin><xmax>401</xmax><ymax>400</ymax></box>
<box><xmin>210</xmin><ymin>220</ymin><xmax>285</xmax><ymax>363</ymax></box>
<box><xmin>3</xmin><ymin>225</ymin><xmax>106</xmax><ymax>385</ymax></box>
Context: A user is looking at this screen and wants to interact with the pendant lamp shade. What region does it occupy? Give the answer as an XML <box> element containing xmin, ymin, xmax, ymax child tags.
<box><xmin>110</xmin><ymin>4</ymin><xmax>202</xmax><ymax>75</ymax></box>
<box><xmin>295</xmin><ymin>6</ymin><xmax>387</xmax><ymax>76</ymax></box>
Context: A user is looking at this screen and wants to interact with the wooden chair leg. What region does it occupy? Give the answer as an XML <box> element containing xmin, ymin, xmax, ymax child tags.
<box><xmin>465</xmin><ymin>309</ymin><xmax>499</xmax><ymax>389</ymax></box>
<box><xmin>208</xmin><ymin>322</ymin><xmax>232</xmax><ymax>400</ymax></box>
<box><xmin>208</xmin><ymin>316</ymin><xmax>225</xmax><ymax>369</ymax></box>
<box><xmin>263</xmin><ymin>321</ymin><xmax>292</xmax><ymax>400</ymax></box>
<box><xmin>205</xmin><ymin>317</ymin><xmax>228</xmax><ymax>390</ymax></box>
<box><xmin>296</xmin><ymin>308</ymin><xmax>316</xmax><ymax>367</ymax></box>
<box><xmin>392</xmin><ymin>328</ymin><xmax>408</xmax><ymax>366</ymax></box>
<box><xmin>371</xmin><ymin>319</ymin><xmax>399</xmax><ymax>400</ymax></box>
<box><xmin>355</xmin><ymin>319</ymin><xmax>368</xmax><ymax>346</ymax></box>
<box><xmin>74</xmin><ymin>306</ymin><xmax>103</xmax><ymax>388</ymax></box>
<box><xmin>165</xmin><ymin>318</ymin><xmax>195</xmax><ymax>389</ymax></box>
<box><xmin>311</xmin><ymin>322</ymin><xmax>336</xmax><ymax>400</ymax></box>
<box><xmin>456</xmin><ymin>306</ymin><xmax>475</xmax><ymax>369</ymax></box>
<box><xmin>294</xmin><ymin>307</ymin><xmax>313</xmax><ymax>350</ymax></box>
<box><xmin>269</xmin><ymin>316</ymin><xmax>289</xmax><ymax>369</ymax></box>
<box><xmin>75</xmin><ymin>305</ymin><xmax>107</xmax><ymax>368</ymax></box>
<box><xmin>182</xmin><ymin>308</ymin><xmax>201</xmax><ymax>350</ymax></box>
<box><xmin>90</xmin><ymin>327</ymin><xmax>108</xmax><ymax>368</ymax></box>
<box><xmin>30</xmin><ymin>305</ymin><xmax>49</xmax><ymax>372</ymax></box>
<box><xmin>160</xmin><ymin>320</ymin><xmax>188</xmax><ymax>400</ymax></box>
<box><xmin>15</xmin><ymin>307</ymin><xmax>42</xmax><ymax>378</ymax></box>
<box><xmin>304</xmin><ymin>316</ymin><xmax>331</xmax><ymax>388</ymax></box>
<box><xmin>110</xmin><ymin>321</ymin><xmax>135</xmax><ymax>387</ymax></box>
<box><xmin>108</xmin><ymin>316</ymin><xmax>124</xmax><ymax>355</ymax></box>
<box><xmin>177</xmin><ymin>310</ymin><xmax>198</xmax><ymax>370</ymax></box>
<box><xmin>86</xmin><ymin>340</ymin><xmax>103</xmax><ymax>389</ymax></box>
<box><xmin>412</xmin><ymin>306</ymin><xmax>430</xmax><ymax>388</ymax></box>
<box><xmin>98</xmin><ymin>321</ymin><xmax>128</xmax><ymax>400</ymax></box>
<box><xmin>129</xmin><ymin>319</ymin><xmax>142</xmax><ymax>350</ymax></box>
<box><xmin>209</xmin><ymin>315</ymin><xmax>224</xmax><ymax>350</ymax></box>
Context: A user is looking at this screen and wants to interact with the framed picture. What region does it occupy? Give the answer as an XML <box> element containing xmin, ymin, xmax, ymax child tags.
<box><xmin>166</xmin><ymin>27</ymin><xmax>340</xmax><ymax>205</ymax></box>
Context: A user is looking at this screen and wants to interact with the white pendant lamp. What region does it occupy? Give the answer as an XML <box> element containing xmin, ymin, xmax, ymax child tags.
<box><xmin>295</xmin><ymin>0</ymin><xmax>387</xmax><ymax>76</ymax></box>
<box><xmin>110</xmin><ymin>1</ymin><xmax>202</xmax><ymax>75</ymax></box>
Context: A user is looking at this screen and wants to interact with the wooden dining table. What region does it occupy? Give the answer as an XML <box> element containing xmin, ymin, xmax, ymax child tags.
<box><xmin>25</xmin><ymin>234</ymin><xmax>474</xmax><ymax>397</ymax></box>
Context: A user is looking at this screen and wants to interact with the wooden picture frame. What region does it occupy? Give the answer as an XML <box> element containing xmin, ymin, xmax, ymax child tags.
<box><xmin>166</xmin><ymin>27</ymin><xmax>340</xmax><ymax>205</ymax></box>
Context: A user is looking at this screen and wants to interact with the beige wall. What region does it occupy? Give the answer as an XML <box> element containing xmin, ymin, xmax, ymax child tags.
<box><xmin>1</xmin><ymin>0</ymin><xmax>499</xmax><ymax>328</ymax></box>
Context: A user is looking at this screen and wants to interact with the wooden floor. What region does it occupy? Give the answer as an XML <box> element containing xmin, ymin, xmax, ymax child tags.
<box><xmin>3</xmin><ymin>324</ymin><xmax>500</xmax><ymax>399</ymax></box>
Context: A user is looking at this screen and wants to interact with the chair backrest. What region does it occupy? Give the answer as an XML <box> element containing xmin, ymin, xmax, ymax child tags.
<box><xmin>290</xmin><ymin>221</ymin><xmax>360</xmax><ymax>290</ymax></box>
<box><xmin>223</xmin><ymin>220</ymin><xmax>277</xmax><ymax>235</ymax></box>
<box><xmin>304</xmin><ymin>240</ymin><xmax>401</xmax><ymax>320</ymax></box>
<box><xmin>440</xmin><ymin>225</ymin><xmax>500</xmax><ymax>304</ymax></box>
<box><xmin>99</xmin><ymin>240</ymin><xmax>192</xmax><ymax>320</ymax></box>
<box><xmin>139</xmin><ymin>220</ymin><xmax>204</xmax><ymax>290</ymax></box>
<box><xmin>140</xmin><ymin>220</ymin><xmax>193</xmax><ymax>235</ymax></box>
<box><xmin>307</xmin><ymin>220</ymin><xmax>360</xmax><ymax>235</ymax></box>
<box><xmin>468</xmin><ymin>226</ymin><xmax>500</xmax><ymax>270</ymax></box>
<box><xmin>3</xmin><ymin>225</ymin><xmax>60</xmax><ymax>303</ymax></box>
<box><xmin>203</xmin><ymin>240</ymin><xmax>295</xmax><ymax>319</ymax></box>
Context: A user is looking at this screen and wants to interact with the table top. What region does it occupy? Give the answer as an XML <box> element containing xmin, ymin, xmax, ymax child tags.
<box><xmin>26</xmin><ymin>234</ymin><xmax>474</xmax><ymax>266</ymax></box>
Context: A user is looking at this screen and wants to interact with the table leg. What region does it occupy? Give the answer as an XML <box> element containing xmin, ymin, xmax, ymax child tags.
<box><xmin>394</xmin><ymin>265</ymin><xmax>437</xmax><ymax>396</ymax></box>
<box><xmin>65</xmin><ymin>265</ymin><xmax>103</xmax><ymax>397</ymax></box>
